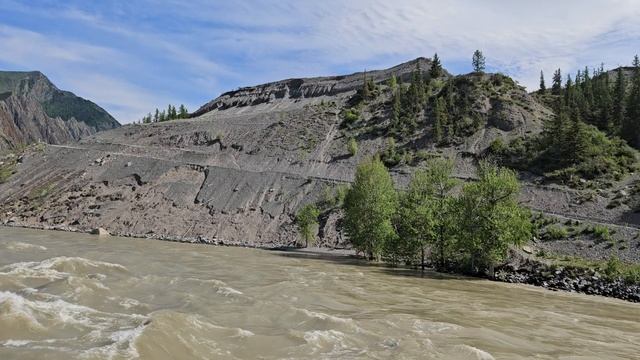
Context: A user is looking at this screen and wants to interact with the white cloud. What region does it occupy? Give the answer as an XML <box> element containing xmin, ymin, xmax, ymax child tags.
<box><xmin>2</xmin><ymin>0</ymin><xmax>639</xmax><ymax>122</ymax></box>
<box><xmin>0</xmin><ymin>25</ymin><xmax>122</xmax><ymax>66</ymax></box>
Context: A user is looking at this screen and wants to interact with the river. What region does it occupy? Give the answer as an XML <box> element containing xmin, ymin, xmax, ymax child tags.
<box><xmin>0</xmin><ymin>227</ymin><xmax>638</xmax><ymax>359</ymax></box>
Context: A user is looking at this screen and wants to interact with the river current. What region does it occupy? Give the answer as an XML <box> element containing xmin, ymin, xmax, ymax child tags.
<box><xmin>0</xmin><ymin>227</ymin><xmax>638</xmax><ymax>359</ymax></box>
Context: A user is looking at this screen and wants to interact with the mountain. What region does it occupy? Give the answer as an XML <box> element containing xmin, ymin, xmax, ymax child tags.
<box><xmin>0</xmin><ymin>71</ymin><xmax>120</xmax><ymax>150</ymax></box>
<box><xmin>0</xmin><ymin>58</ymin><xmax>638</xmax><ymax>266</ymax></box>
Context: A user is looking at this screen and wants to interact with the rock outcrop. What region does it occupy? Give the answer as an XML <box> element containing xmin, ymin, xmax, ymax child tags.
<box><xmin>0</xmin><ymin>71</ymin><xmax>120</xmax><ymax>150</ymax></box>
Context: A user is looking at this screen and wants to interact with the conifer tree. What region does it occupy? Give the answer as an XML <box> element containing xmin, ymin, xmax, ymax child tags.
<box><xmin>472</xmin><ymin>50</ymin><xmax>486</xmax><ymax>73</ymax></box>
<box><xmin>612</xmin><ymin>67</ymin><xmax>626</xmax><ymax>133</ymax></box>
<box><xmin>362</xmin><ymin>70</ymin><xmax>370</xmax><ymax>101</ymax></box>
<box><xmin>429</xmin><ymin>53</ymin><xmax>443</xmax><ymax>79</ymax></box>
<box><xmin>153</xmin><ymin>108</ymin><xmax>160</xmax><ymax>123</ymax></box>
<box><xmin>159</xmin><ymin>110</ymin><xmax>166</xmax><ymax>122</ymax></box>
<box><xmin>434</xmin><ymin>97</ymin><xmax>448</xmax><ymax>144</ymax></box>
<box><xmin>539</xmin><ymin>70</ymin><xmax>546</xmax><ymax>92</ymax></box>
<box><xmin>551</xmin><ymin>69</ymin><xmax>562</xmax><ymax>95</ymax></box>
<box><xmin>624</xmin><ymin>55</ymin><xmax>640</xmax><ymax>146</ymax></box>
<box><xmin>178</xmin><ymin>104</ymin><xmax>189</xmax><ymax>119</ymax></box>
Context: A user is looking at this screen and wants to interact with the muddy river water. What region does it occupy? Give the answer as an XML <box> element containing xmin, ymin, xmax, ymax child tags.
<box><xmin>0</xmin><ymin>227</ymin><xmax>638</xmax><ymax>359</ymax></box>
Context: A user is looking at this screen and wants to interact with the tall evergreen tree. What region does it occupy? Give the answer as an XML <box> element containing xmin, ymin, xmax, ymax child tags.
<box><xmin>434</xmin><ymin>97</ymin><xmax>448</xmax><ymax>144</ymax></box>
<box><xmin>178</xmin><ymin>104</ymin><xmax>189</xmax><ymax>119</ymax></box>
<box><xmin>612</xmin><ymin>67</ymin><xmax>627</xmax><ymax>133</ymax></box>
<box><xmin>472</xmin><ymin>50</ymin><xmax>486</xmax><ymax>73</ymax></box>
<box><xmin>551</xmin><ymin>69</ymin><xmax>562</xmax><ymax>95</ymax></box>
<box><xmin>624</xmin><ymin>55</ymin><xmax>640</xmax><ymax>146</ymax></box>
<box><xmin>362</xmin><ymin>70</ymin><xmax>370</xmax><ymax>101</ymax></box>
<box><xmin>153</xmin><ymin>108</ymin><xmax>160</xmax><ymax>123</ymax></box>
<box><xmin>539</xmin><ymin>70</ymin><xmax>546</xmax><ymax>92</ymax></box>
<box><xmin>429</xmin><ymin>53</ymin><xmax>443</xmax><ymax>79</ymax></box>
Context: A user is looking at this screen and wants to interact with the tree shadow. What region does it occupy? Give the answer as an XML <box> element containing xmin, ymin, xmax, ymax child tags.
<box><xmin>267</xmin><ymin>248</ymin><xmax>474</xmax><ymax>281</ymax></box>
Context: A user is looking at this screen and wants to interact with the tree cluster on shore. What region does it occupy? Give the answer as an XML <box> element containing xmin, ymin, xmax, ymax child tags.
<box><xmin>297</xmin><ymin>157</ymin><xmax>532</xmax><ymax>275</ymax></box>
<box><xmin>139</xmin><ymin>104</ymin><xmax>189</xmax><ymax>123</ymax></box>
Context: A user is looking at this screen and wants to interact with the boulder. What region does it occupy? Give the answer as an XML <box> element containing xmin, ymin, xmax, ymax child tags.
<box><xmin>91</xmin><ymin>227</ymin><xmax>110</xmax><ymax>236</ymax></box>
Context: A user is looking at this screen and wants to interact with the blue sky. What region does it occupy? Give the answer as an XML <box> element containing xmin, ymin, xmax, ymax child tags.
<box><xmin>1</xmin><ymin>0</ymin><xmax>639</xmax><ymax>123</ymax></box>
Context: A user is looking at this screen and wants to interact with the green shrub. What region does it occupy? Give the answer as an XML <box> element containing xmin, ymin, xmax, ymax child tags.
<box><xmin>545</xmin><ymin>225</ymin><xmax>569</xmax><ymax>240</ymax></box>
<box><xmin>343</xmin><ymin>108</ymin><xmax>360</xmax><ymax>124</ymax></box>
<box><xmin>0</xmin><ymin>159</ymin><xmax>16</xmax><ymax>184</ymax></box>
<box><xmin>347</xmin><ymin>138</ymin><xmax>358</xmax><ymax>156</ymax></box>
<box><xmin>604</xmin><ymin>255</ymin><xmax>622</xmax><ymax>278</ymax></box>
<box><xmin>591</xmin><ymin>225</ymin><xmax>612</xmax><ymax>241</ymax></box>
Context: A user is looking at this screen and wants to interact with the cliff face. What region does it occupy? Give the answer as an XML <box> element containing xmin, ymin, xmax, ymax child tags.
<box><xmin>193</xmin><ymin>57</ymin><xmax>446</xmax><ymax>116</ymax></box>
<box><xmin>0</xmin><ymin>71</ymin><xmax>119</xmax><ymax>150</ymax></box>
<box><xmin>0</xmin><ymin>58</ymin><xmax>567</xmax><ymax>248</ymax></box>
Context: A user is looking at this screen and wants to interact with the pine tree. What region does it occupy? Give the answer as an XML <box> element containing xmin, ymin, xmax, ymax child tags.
<box><xmin>539</xmin><ymin>70</ymin><xmax>546</xmax><ymax>92</ymax></box>
<box><xmin>434</xmin><ymin>97</ymin><xmax>448</xmax><ymax>144</ymax></box>
<box><xmin>624</xmin><ymin>55</ymin><xmax>640</xmax><ymax>146</ymax></box>
<box><xmin>143</xmin><ymin>112</ymin><xmax>152</xmax><ymax>124</ymax></box>
<box><xmin>159</xmin><ymin>110</ymin><xmax>166</xmax><ymax>122</ymax></box>
<box><xmin>593</xmin><ymin>66</ymin><xmax>612</xmax><ymax>131</ymax></box>
<box><xmin>612</xmin><ymin>67</ymin><xmax>626</xmax><ymax>133</ymax></box>
<box><xmin>390</xmin><ymin>87</ymin><xmax>402</xmax><ymax>134</ymax></box>
<box><xmin>472</xmin><ymin>50</ymin><xmax>486</xmax><ymax>73</ymax></box>
<box><xmin>429</xmin><ymin>53</ymin><xmax>443</xmax><ymax>79</ymax></box>
<box><xmin>178</xmin><ymin>104</ymin><xmax>189</xmax><ymax>119</ymax></box>
<box><xmin>551</xmin><ymin>69</ymin><xmax>562</xmax><ymax>95</ymax></box>
<box><xmin>153</xmin><ymin>109</ymin><xmax>159</xmax><ymax>123</ymax></box>
<box><xmin>362</xmin><ymin>70</ymin><xmax>370</xmax><ymax>101</ymax></box>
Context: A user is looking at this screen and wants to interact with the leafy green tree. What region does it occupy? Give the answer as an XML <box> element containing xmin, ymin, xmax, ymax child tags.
<box><xmin>343</xmin><ymin>157</ymin><xmax>398</xmax><ymax>260</ymax></box>
<box><xmin>429</xmin><ymin>53</ymin><xmax>443</xmax><ymax>79</ymax></box>
<box><xmin>472</xmin><ymin>50</ymin><xmax>486</xmax><ymax>73</ymax></box>
<box><xmin>296</xmin><ymin>204</ymin><xmax>321</xmax><ymax>247</ymax></box>
<box><xmin>551</xmin><ymin>69</ymin><xmax>562</xmax><ymax>95</ymax></box>
<box><xmin>539</xmin><ymin>70</ymin><xmax>546</xmax><ymax>92</ymax></box>
<box><xmin>159</xmin><ymin>110</ymin><xmax>166</xmax><ymax>122</ymax></box>
<box><xmin>396</xmin><ymin>158</ymin><xmax>457</xmax><ymax>269</ymax></box>
<box><xmin>456</xmin><ymin>162</ymin><xmax>532</xmax><ymax>274</ymax></box>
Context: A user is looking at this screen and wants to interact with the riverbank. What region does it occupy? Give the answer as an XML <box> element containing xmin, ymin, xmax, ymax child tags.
<box><xmin>1</xmin><ymin>222</ymin><xmax>638</xmax><ymax>303</ymax></box>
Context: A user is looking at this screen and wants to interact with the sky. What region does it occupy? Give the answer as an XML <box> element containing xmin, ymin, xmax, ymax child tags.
<box><xmin>1</xmin><ymin>0</ymin><xmax>639</xmax><ymax>123</ymax></box>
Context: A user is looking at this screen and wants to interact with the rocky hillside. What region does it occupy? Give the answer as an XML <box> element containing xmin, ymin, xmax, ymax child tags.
<box><xmin>1</xmin><ymin>58</ymin><xmax>639</xmax><ymax>263</ymax></box>
<box><xmin>0</xmin><ymin>71</ymin><xmax>120</xmax><ymax>150</ymax></box>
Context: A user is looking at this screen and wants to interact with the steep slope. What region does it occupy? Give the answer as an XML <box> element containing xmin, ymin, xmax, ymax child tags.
<box><xmin>0</xmin><ymin>71</ymin><xmax>120</xmax><ymax>150</ymax></box>
<box><xmin>0</xmin><ymin>58</ymin><xmax>562</xmax><ymax>249</ymax></box>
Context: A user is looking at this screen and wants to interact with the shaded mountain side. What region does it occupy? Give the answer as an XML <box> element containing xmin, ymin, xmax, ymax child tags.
<box><xmin>2</xmin><ymin>58</ymin><xmax>639</xmax><ymax>264</ymax></box>
<box><xmin>0</xmin><ymin>71</ymin><xmax>120</xmax><ymax>150</ymax></box>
